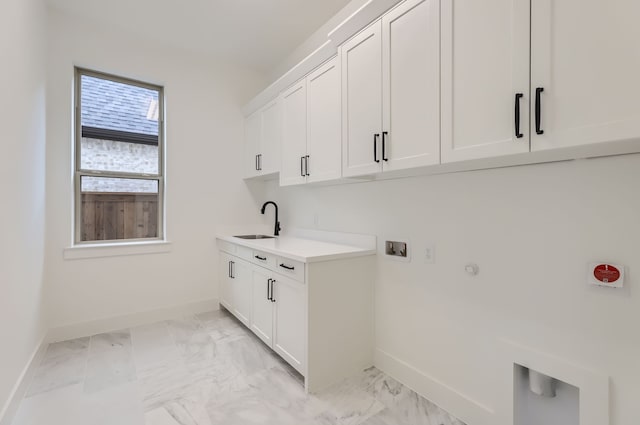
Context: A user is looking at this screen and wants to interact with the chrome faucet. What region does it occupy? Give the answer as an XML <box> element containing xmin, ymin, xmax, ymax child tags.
<box><xmin>261</xmin><ymin>201</ymin><xmax>281</xmax><ymax>236</ymax></box>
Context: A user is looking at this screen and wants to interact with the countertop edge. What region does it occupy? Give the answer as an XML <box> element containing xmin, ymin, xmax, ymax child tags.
<box><xmin>216</xmin><ymin>235</ymin><xmax>377</xmax><ymax>263</ymax></box>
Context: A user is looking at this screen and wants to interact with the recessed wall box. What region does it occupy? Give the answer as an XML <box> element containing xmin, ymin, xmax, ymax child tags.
<box><xmin>385</xmin><ymin>241</ymin><xmax>407</xmax><ymax>258</ymax></box>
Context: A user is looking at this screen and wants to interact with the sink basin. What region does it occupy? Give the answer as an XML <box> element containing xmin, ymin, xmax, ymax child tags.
<box><xmin>234</xmin><ymin>234</ymin><xmax>276</xmax><ymax>240</ymax></box>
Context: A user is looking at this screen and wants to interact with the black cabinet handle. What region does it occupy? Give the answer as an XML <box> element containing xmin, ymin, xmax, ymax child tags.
<box><xmin>300</xmin><ymin>156</ymin><xmax>305</xmax><ymax>177</ymax></box>
<box><xmin>535</xmin><ymin>87</ymin><xmax>544</xmax><ymax>135</ymax></box>
<box><xmin>271</xmin><ymin>279</ymin><xmax>276</xmax><ymax>303</ymax></box>
<box><xmin>382</xmin><ymin>131</ymin><xmax>388</xmax><ymax>161</ymax></box>
<box><xmin>514</xmin><ymin>93</ymin><xmax>523</xmax><ymax>139</ymax></box>
<box><xmin>255</xmin><ymin>154</ymin><xmax>259</xmax><ymax>171</ymax></box>
<box><xmin>228</xmin><ymin>261</ymin><xmax>232</xmax><ymax>278</ymax></box>
<box><xmin>267</xmin><ymin>278</ymin><xmax>272</xmax><ymax>300</ymax></box>
<box><xmin>305</xmin><ymin>155</ymin><xmax>310</xmax><ymax>176</ymax></box>
<box><xmin>374</xmin><ymin>134</ymin><xmax>380</xmax><ymax>163</ymax></box>
<box><xmin>279</xmin><ymin>263</ymin><xmax>295</xmax><ymax>271</ymax></box>
<box><xmin>254</xmin><ymin>255</ymin><xmax>266</xmax><ymax>261</ymax></box>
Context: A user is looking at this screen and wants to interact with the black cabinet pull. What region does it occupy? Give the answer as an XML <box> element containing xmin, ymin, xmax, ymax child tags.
<box><xmin>255</xmin><ymin>255</ymin><xmax>266</xmax><ymax>261</ymax></box>
<box><xmin>279</xmin><ymin>263</ymin><xmax>295</xmax><ymax>271</ymax></box>
<box><xmin>228</xmin><ymin>261</ymin><xmax>232</xmax><ymax>278</ymax></box>
<box><xmin>382</xmin><ymin>131</ymin><xmax>388</xmax><ymax>161</ymax></box>
<box><xmin>271</xmin><ymin>280</ymin><xmax>276</xmax><ymax>303</ymax></box>
<box><xmin>255</xmin><ymin>154</ymin><xmax>259</xmax><ymax>171</ymax></box>
<box><xmin>535</xmin><ymin>87</ymin><xmax>544</xmax><ymax>135</ymax></box>
<box><xmin>374</xmin><ymin>134</ymin><xmax>380</xmax><ymax>163</ymax></box>
<box><xmin>514</xmin><ymin>93</ymin><xmax>523</xmax><ymax>139</ymax></box>
<box><xmin>305</xmin><ymin>155</ymin><xmax>310</xmax><ymax>176</ymax></box>
<box><xmin>267</xmin><ymin>278</ymin><xmax>272</xmax><ymax>300</ymax></box>
<box><xmin>300</xmin><ymin>156</ymin><xmax>305</xmax><ymax>177</ymax></box>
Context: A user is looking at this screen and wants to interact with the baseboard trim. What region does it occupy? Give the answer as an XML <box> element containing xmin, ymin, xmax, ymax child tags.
<box><xmin>47</xmin><ymin>298</ymin><xmax>219</xmax><ymax>343</ymax></box>
<box><xmin>374</xmin><ymin>348</ymin><xmax>495</xmax><ymax>425</ymax></box>
<box><xmin>0</xmin><ymin>334</ymin><xmax>48</xmax><ymax>425</ymax></box>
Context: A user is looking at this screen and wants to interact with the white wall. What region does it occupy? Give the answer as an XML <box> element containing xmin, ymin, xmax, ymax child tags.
<box><xmin>44</xmin><ymin>8</ymin><xmax>269</xmax><ymax>329</ymax></box>
<box><xmin>265</xmin><ymin>154</ymin><xmax>640</xmax><ymax>424</ymax></box>
<box><xmin>0</xmin><ymin>0</ymin><xmax>47</xmax><ymax>417</ymax></box>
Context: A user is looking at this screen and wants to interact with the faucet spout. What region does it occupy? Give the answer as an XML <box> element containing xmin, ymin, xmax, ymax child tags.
<box><xmin>261</xmin><ymin>201</ymin><xmax>281</xmax><ymax>236</ymax></box>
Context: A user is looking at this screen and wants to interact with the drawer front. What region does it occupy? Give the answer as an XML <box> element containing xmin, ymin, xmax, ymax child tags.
<box><xmin>251</xmin><ymin>249</ymin><xmax>277</xmax><ymax>269</ymax></box>
<box><xmin>236</xmin><ymin>245</ymin><xmax>254</xmax><ymax>261</ymax></box>
<box><xmin>275</xmin><ymin>256</ymin><xmax>305</xmax><ymax>282</ymax></box>
<box><xmin>217</xmin><ymin>240</ymin><xmax>237</xmax><ymax>255</ymax></box>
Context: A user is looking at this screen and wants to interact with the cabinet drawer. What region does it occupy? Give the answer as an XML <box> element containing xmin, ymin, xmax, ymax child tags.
<box><xmin>236</xmin><ymin>245</ymin><xmax>253</xmax><ymax>261</ymax></box>
<box><xmin>275</xmin><ymin>257</ymin><xmax>305</xmax><ymax>282</ymax></box>
<box><xmin>251</xmin><ymin>250</ymin><xmax>277</xmax><ymax>269</ymax></box>
<box><xmin>217</xmin><ymin>240</ymin><xmax>237</xmax><ymax>255</ymax></box>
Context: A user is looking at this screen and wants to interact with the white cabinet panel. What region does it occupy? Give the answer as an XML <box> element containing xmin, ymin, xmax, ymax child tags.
<box><xmin>531</xmin><ymin>0</ymin><xmax>640</xmax><ymax>151</ymax></box>
<box><xmin>382</xmin><ymin>0</ymin><xmax>440</xmax><ymax>171</ymax></box>
<box><xmin>307</xmin><ymin>57</ymin><xmax>342</xmax><ymax>183</ymax></box>
<box><xmin>244</xmin><ymin>111</ymin><xmax>261</xmax><ymax>178</ymax></box>
<box><xmin>342</xmin><ymin>21</ymin><xmax>384</xmax><ymax>177</ymax></box>
<box><xmin>441</xmin><ymin>0</ymin><xmax>530</xmax><ymax>163</ymax></box>
<box><xmin>231</xmin><ymin>259</ymin><xmax>252</xmax><ymax>326</ymax></box>
<box><xmin>260</xmin><ymin>99</ymin><xmax>281</xmax><ymax>175</ymax></box>
<box><xmin>280</xmin><ymin>80</ymin><xmax>308</xmax><ymax>186</ymax></box>
<box><xmin>219</xmin><ymin>253</ymin><xmax>234</xmax><ymax>310</ymax></box>
<box><xmin>273</xmin><ymin>273</ymin><xmax>306</xmax><ymax>374</ymax></box>
<box><xmin>251</xmin><ymin>268</ymin><xmax>274</xmax><ymax>346</ymax></box>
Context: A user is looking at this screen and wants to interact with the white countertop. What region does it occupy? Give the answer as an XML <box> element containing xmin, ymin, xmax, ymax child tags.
<box><xmin>217</xmin><ymin>231</ymin><xmax>377</xmax><ymax>263</ymax></box>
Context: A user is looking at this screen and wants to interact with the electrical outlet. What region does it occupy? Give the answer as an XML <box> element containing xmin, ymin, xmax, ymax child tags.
<box><xmin>424</xmin><ymin>245</ymin><xmax>435</xmax><ymax>264</ymax></box>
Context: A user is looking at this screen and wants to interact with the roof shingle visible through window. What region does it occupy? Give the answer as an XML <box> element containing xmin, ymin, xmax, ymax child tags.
<box><xmin>81</xmin><ymin>75</ymin><xmax>159</xmax><ymax>136</ymax></box>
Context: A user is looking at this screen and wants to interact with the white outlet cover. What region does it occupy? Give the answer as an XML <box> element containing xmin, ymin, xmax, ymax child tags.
<box><xmin>424</xmin><ymin>245</ymin><xmax>435</xmax><ymax>264</ymax></box>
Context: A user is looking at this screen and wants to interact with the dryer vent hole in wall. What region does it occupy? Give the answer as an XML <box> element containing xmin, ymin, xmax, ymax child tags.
<box><xmin>385</xmin><ymin>241</ymin><xmax>407</xmax><ymax>257</ymax></box>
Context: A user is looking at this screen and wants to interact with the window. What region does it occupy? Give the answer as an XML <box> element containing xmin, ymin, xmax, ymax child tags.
<box><xmin>74</xmin><ymin>69</ymin><xmax>164</xmax><ymax>243</ymax></box>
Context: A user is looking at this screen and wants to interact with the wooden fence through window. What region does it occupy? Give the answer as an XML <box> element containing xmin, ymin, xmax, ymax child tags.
<box><xmin>81</xmin><ymin>193</ymin><xmax>158</xmax><ymax>241</ymax></box>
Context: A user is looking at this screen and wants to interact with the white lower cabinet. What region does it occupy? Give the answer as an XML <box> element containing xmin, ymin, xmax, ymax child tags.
<box><xmin>272</xmin><ymin>273</ymin><xmax>305</xmax><ymax>373</ymax></box>
<box><xmin>250</xmin><ymin>267</ymin><xmax>274</xmax><ymax>346</ymax></box>
<box><xmin>218</xmin><ymin>242</ymin><xmax>374</xmax><ymax>393</ymax></box>
<box><xmin>230</xmin><ymin>258</ymin><xmax>252</xmax><ymax>327</ymax></box>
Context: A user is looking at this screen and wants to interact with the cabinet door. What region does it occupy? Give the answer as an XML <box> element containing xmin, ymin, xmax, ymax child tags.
<box><xmin>250</xmin><ymin>268</ymin><xmax>274</xmax><ymax>346</ymax></box>
<box><xmin>531</xmin><ymin>0</ymin><xmax>640</xmax><ymax>151</ymax></box>
<box><xmin>272</xmin><ymin>274</ymin><xmax>306</xmax><ymax>374</ymax></box>
<box><xmin>382</xmin><ymin>0</ymin><xmax>440</xmax><ymax>171</ymax></box>
<box><xmin>260</xmin><ymin>99</ymin><xmax>281</xmax><ymax>175</ymax></box>
<box><xmin>441</xmin><ymin>0</ymin><xmax>530</xmax><ymax>163</ymax></box>
<box><xmin>307</xmin><ymin>57</ymin><xmax>342</xmax><ymax>183</ymax></box>
<box><xmin>219</xmin><ymin>253</ymin><xmax>234</xmax><ymax>311</ymax></box>
<box><xmin>231</xmin><ymin>259</ymin><xmax>252</xmax><ymax>326</ymax></box>
<box><xmin>341</xmin><ymin>21</ymin><xmax>384</xmax><ymax>177</ymax></box>
<box><xmin>244</xmin><ymin>111</ymin><xmax>261</xmax><ymax>178</ymax></box>
<box><xmin>280</xmin><ymin>80</ymin><xmax>308</xmax><ymax>186</ymax></box>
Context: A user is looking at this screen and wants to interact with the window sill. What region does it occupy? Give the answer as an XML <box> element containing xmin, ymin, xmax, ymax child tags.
<box><xmin>63</xmin><ymin>240</ymin><xmax>172</xmax><ymax>260</ymax></box>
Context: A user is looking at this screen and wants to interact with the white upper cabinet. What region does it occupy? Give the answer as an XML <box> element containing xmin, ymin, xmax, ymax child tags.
<box><xmin>342</xmin><ymin>21</ymin><xmax>384</xmax><ymax>177</ymax></box>
<box><xmin>382</xmin><ymin>0</ymin><xmax>440</xmax><ymax>171</ymax></box>
<box><xmin>342</xmin><ymin>0</ymin><xmax>441</xmax><ymax>177</ymax></box>
<box><xmin>530</xmin><ymin>0</ymin><xmax>640</xmax><ymax>151</ymax></box>
<box><xmin>306</xmin><ymin>57</ymin><xmax>342</xmax><ymax>184</ymax></box>
<box><xmin>280</xmin><ymin>56</ymin><xmax>342</xmax><ymax>186</ymax></box>
<box><xmin>244</xmin><ymin>98</ymin><xmax>281</xmax><ymax>178</ymax></box>
<box><xmin>280</xmin><ymin>80</ymin><xmax>308</xmax><ymax>186</ymax></box>
<box><xmin>244</xmin><ymin>111</ymin><xmax>262</xmax><ymax>178</ymax></box>
<box><xmin>441</xmin><ymin>0</ymin><xmax>531</xmax><ymax>163</ymax></box>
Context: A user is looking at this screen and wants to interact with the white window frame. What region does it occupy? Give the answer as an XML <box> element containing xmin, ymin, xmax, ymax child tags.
<box><xmin>74</xmin><ymin>68</ymin><xmax>165</xmax><ymax>245</ymax></box>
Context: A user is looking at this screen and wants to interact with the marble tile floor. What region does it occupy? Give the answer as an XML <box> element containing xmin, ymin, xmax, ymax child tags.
<box><xmin>12</xmin><ymin>308</ymin><xmax>466</xmax><ymax>425</ymax></box>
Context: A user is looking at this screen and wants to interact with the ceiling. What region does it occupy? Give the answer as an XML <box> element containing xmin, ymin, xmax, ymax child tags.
<box><xmin>46</xmin><ymin>0</ymin><xmax>353</xmax><ymax>75</ymax></box>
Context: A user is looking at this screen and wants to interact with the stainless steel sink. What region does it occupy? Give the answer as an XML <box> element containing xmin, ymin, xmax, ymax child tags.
<box><xmin>233</xmin><ymin>234</ymin><xmax>276</xmax><ymax>240</ymax></box>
